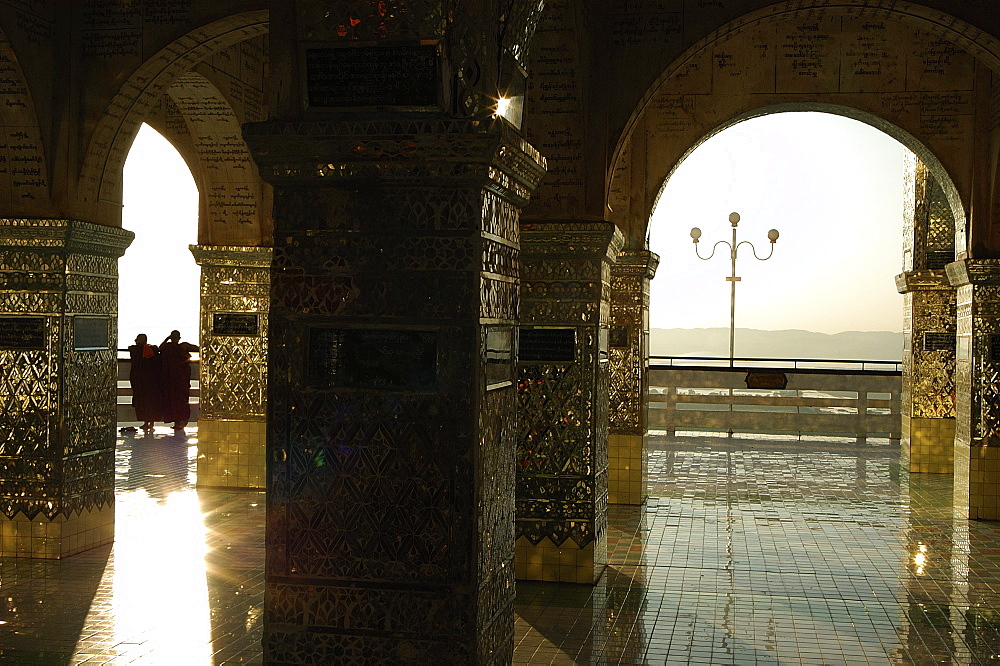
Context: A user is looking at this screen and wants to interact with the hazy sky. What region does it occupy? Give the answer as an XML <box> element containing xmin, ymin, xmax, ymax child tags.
<box><xmin>120</xmin><ymin>124</ymin><xmax>200</xmax><ymax>348</ymax></box>
<box><xmin>649</xmin><ymin>112</ymin><xmax>908</xmax><ymax>334</ymax></box>
<box><xmin>119</xmin><ymin>113</ymin><xmax>910</xmax><ymax>348</ymax></box>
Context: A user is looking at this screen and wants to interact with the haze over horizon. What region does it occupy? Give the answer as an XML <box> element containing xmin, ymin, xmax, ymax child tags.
<box><xmin>648</xmin><ymin>112</ymin><xmax>908</xmax><ymax>336</ymax></box>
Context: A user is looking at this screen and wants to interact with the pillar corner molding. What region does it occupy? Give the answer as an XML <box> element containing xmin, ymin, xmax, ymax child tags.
<box><xmin>244</xmin><ymin>117</ymin><xmax>547</xmax><ymax>206</ymax></box>
<box><xmin>519</xmin><ymin>220</ymin><xmax>624</xmax><ymax>262</ymax></box>
<box><xmin>190</xmin><ymin>244</ymin><xmax>273</xmax><ymax>267</ymax></box>
<box><xmin>0</xmin><ymin>218</ymin><xmax>134</xmax><ymax>257</ymax></box>
<box><xmin>895</xmin><ymin>270</ymin><xmax>952</xmax><ymax>294</ymax></box>
<box><xmin>945</xmin><ymin>258</ymin><xmax>1000</xmax><ymax>288</ymax></box>
<box><xmin>614</xmin><ymin>249</ymin><xmax>660</xmax><ymax>279</ymax></box>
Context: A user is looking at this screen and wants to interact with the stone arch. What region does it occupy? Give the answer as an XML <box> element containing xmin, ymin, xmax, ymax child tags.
<box><xmin>649</xmin><ymin>102</ymin><xmax>967</xmax><ymax>252</ymax></box>
<box><xmin>0</xmin><ymin>25</ymin><xmax>48</xmax><ymax>215</ymax></box>
<box><xmin>78</xmin><ymin>10</ymin><xmax>268</xmax><ymax>226</ymax></box>
<box><xmin>165</xmin><ymin>71</ymin><xmax>268</xmax><ymax>247</ymax></box>
<box><xmin>608</xmin><ymin>1</ymin><xmax>1000</xmax><ymax>250</ymax></box>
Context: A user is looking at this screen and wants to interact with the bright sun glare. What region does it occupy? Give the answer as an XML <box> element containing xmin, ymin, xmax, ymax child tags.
<box><xmin>120</xmin><ymin>124</ymin><xmax>200</xmax><ymax>349</ymax></box>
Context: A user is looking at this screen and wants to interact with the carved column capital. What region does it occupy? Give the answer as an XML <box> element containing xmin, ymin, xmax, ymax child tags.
<box><xmin>946</xmin><ymin>258</ymin><xmax>1000</xmax><ymax>288</ymax></box>
<box><xmin>895</xmin><ymin>270</ymin><xmax>953</xmax><ymax>294</ymax></box>
<box><xmin>244</xmin><ymin>118</ymin><xmax>546</xmax><ymax>207</ymax></box>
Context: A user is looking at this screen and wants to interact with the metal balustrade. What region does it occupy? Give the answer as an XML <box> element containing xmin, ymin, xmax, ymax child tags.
<box><xmin>649</xmin><ymin>356</ymin><xmax>901</xmax><ymax>439</ymax></box>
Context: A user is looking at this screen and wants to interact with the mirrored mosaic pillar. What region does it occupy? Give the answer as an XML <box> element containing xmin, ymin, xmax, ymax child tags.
<box><xmin>897</xmin><ymin>155</ymin><xmax>957</xmax><ymax>473</ymax></box>
<box><xmin>190</xmin><ymin>245</ymin><xmax>271</xmax><ymax>489</ymax></box>
<box><xmin>246</xmin><ymin>119</ymin><xmax>545</xmax><ymax>662</ymax></box>
<box><xmin>515</xmin><ymin>221</ymin><xmax>623</xmax><ymax>584</ymax></box>
<box><xmin>0</xmin><ymin>219</ymin><xmax>132</xmax><ymax>558</ymax></box>
<box><xmin>608</xmin><ymin>250</ymin><xmax>658</xmax><ymax>504</ymax></box>
<box><xmin>946</xmin><ymin>259</ymin><xmax>1000</xmax><ymax>519</ymax></box>
<box><xmin>897</xmin><ymin>274</ymin><xmax>956</xmax><ymax>473</ymax></box>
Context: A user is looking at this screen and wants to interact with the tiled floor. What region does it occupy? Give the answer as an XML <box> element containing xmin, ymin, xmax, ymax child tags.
<box><xmin>3</xmin><ymin>431</ymin><xmax>1000</xmax><ymax>664</ymax></box>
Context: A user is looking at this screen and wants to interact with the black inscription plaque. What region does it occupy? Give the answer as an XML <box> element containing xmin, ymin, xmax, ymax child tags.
<box><xmin>213</xmin><ymin>313</ymin><xmax>259</xmax><ymax>337</ymax></box>
<box><xmin>519</xmin><ymin>328</ymin><xmax>576</xmax><ymax>363</ymax></box>
<box><xmin>305</xmin><ymin>45</ymin><xmax>438</xmax><ymax>108</ymax></box>
<box><xmin>609</xmin><ymin>325</ymin><xmax>629</xmax><ymax>349</ymax></box>
<box><xmin>0</xmin><ymin>316</ymin><xmax>46</xmax><ymax>350</ymax></box>
<box><xmin>74</xmin><ymin>316</ymin><xmax>110</xmax><ymax>350</ymax></box>
<box><xmin>745</xmin><ymin>371</ymin><xmax>788</xmax><ymax>390</ymax></box>
<box><xmin>991</xmin><ymin>335</ymin><xmax>1000</xmax><ymax>364</ymax></box>
<box><xmin>308</xmin><ymin>328</ymin><xmax>437</xmax><ymax>390</ymax></box>
<box><xmin>923</xmin><ymin>331</ymin><xmax>956</xmax><ymax>352</ymax></box>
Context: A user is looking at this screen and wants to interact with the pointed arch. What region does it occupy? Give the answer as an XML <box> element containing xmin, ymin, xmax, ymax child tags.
<box><xmin>78</xmin><ymin>10</ymin><xmax>267</xmax><ymax>225</ymax></box>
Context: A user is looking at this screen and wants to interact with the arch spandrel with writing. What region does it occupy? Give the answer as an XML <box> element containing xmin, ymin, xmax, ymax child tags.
<box><xmin>607</xmin><ymin>7</ymin><xmax>993</xmax><ymax>253</ymax></box>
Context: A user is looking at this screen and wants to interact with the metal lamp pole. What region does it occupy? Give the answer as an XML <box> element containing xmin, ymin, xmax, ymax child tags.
<box><xmin>690</xmin><ymin>212</ymin><xmax>779</xmax><ymax>367</ymax></box>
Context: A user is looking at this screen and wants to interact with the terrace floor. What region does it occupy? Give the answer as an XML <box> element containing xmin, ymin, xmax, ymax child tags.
<box><xmin>2</xmin><ymin>430</ymin><xmax>999</xmax><ymax>664</ymax></box>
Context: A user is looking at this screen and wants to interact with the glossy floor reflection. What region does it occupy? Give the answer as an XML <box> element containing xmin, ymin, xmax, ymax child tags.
<box><xmin>2</xmin><ymin>432</ymin><xmax>1000</xmax><ymax>663</ymax></box>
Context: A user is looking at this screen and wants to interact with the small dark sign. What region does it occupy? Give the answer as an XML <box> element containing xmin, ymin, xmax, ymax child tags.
<box><xmin>308</xmin><ymin>327</ymin><xmax>437</xmax><ymax>390</ymax></box>
<box><xmin>609</xmin><ymin>325</ymin><xmax>629</xmax><ymax>349</ymax></box>
<box><xmin>745</xmin><ymin>371</ymin><xmax>788</xmax><ymax>390</ymax></box>
<box><xmin>519</xmin><ymin>328</ymin><xmax>576</xmax><ymax>363</ymax></box>
<box><xmin>74</xmin><ymin>316</ymin><xmax>109</xmax><ymax>350</ymax></box>
<box><xmin>0</xmin><ymin>316</ymin><xmax>46</xmax><ymax>350</ymax></box>
<box><xmin>486</xmin><ymin>326</ymin><xmax>512</xmax><ymax>385</ymax></box>
<box><xmin>213</xmin><ymin>313</ymin><xmax>259</xmax><ymax>337</ymax></box>
<box><xmin>305</xmin><ymin>45</ymin><xmax>438</xmax><ymax>108</ymax></box>
<box><xmin>923</xmin><ymin>331</ymin><xmax>955</xmax><ymax>352</ymax></box>
<box><xmin>992</xmin><ymin>335</ymin><xmax>1000</xmax><ymax>364</ymax></box>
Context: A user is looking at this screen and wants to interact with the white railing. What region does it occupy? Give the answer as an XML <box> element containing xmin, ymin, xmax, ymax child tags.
<box><xmin>648</xmin><ymin>357</ymin><xmax>901</xmax><ymax>439</ymax></box>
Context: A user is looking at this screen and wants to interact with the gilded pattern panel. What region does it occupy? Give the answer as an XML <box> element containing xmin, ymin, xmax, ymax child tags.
<box><xmin>516</xmin><ymin>223</ymin><xmax>621</xmax><ymax>548</ymax></box>
<box><xmin>0</xmin><ymin>219</ymin><xmax>131</xmax><ymax>520</ymax></box>
<box><xmin>192</xmin><ymin>246</ymin><xmax>271</xmax><ymax>420</ymax></box>
<box><xmin>253</xmin><ymin>120</ymin><xmax>542</xmax><ymax>660</ymax></box>
<box><xmin>609</xmin><ymin>252</ymin><xmax>658</xmax><ymax>434</ymax></box>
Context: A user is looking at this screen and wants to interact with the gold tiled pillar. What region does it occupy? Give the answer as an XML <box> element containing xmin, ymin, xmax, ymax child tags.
<box><xmin>190</xmin><ymin>246</ymin><xmax>271</xmax><ymax>490</ymax></box>
<box><xmin>897</xmin><ymin>155</ymin><xmax>958</xmax><ymax>473</ymax></box>
<box><xmin>0</xmin><ymin>219</ymin><xmax>133</xmax><ymax>558</ymax></box>
<box><xmin>947</xmin><ymin>259</ymin><xmax>1000</xmax><ymax>519</ymax></box>
<box><xmin>515</xmin><ymin>221</ymin><xmax>623</xmax><ymax>584</ymax></box>
<box><xmin>608</xmin><ymin>250</ymin><xmax>658</xmax><ymax>504</ymax></box>
<box><xmin>896</xmin><ymin>273</ymin><xmax>956</xmax><ymax>473</ymax></box>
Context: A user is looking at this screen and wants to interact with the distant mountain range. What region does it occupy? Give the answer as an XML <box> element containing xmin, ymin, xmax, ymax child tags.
<box><xmin>650</xmin><ymin>328</ymin><xmax>903</xmax><ymax>361</ymax></box>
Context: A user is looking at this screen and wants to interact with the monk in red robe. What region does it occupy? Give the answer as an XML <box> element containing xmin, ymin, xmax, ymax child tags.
<box><xmin>159</xmin><ymin>330</ymin><xmax>199</xmax><ymax>430</ymax></box>
<box><xmin>128</xmin><ymin>333</ymin><xmax>163</xmax><ymax>431</ymax></box>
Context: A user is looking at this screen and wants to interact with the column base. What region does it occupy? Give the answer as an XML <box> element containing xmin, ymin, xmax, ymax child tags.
<box><xmin>0</xmin><ymin>505</ymin><xmax>114</xmax><ymax>559</ymax></box>
<box><xmin>196</xmin><ymin>418</ymin><xmax>266</xmax><ymax>489</ymax></box>
<box><xmin>903</xmin><ymin>417</ymin><xmax>955</xmax><ymax>473</ymax></box>
<box><xmin>514</xmin><ymin>535</ymin><xmax>607</xmax><ymax>584</ymax></box>
<box><xmin>608</xmin><ymin>433</ymin><xmax>646</xmax><ymax>504</ymax></box>
<box><xmin>957</xmin><ymin>441</ymin><xmax>1000</xmax><ymax>520</ymax></box>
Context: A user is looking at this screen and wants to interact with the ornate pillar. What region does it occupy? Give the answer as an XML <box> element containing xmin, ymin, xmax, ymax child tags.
<box><xmin>515</xmin><ymin>221</ymin><xmax>623</xmax><ymax>584</ymax></box>
<box><xmin>190</xmin><ymin>245</ymin><xmax>271</xmax><ymax>490</ymax></box>
<box><xmin>897</xmin><ymin>273</ymin><xmax>956</xmax><ymax>473</ymax></box>
<box><xmin>947</xmin><ymin>259</ymin><xmax>1000</xmax><ymax>519</ymax></box>
<box><xmin>897</xmin><ymin>155</ymin><xmax>957</xmax><ymax>473</ymax></box>
<box><xmin>608</xmin><ymin>250</ymin><xmax>658</xmax><ymax>504</ymax></box>
<box><xmin>246</xmin><ymin>119</ymin><xmax>545</xmax><ymax>662</ymax></box>
<box><xmin>0</xmin><ymin>219</ymin><xmax>132</xmax><ymax>558</ymax></box>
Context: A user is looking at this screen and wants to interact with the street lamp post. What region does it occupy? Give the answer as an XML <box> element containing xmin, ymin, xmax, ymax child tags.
<box><xmin>690</xmin><ymin>212</ymin><xmax>779</xmax><ymax>366</ymax></box>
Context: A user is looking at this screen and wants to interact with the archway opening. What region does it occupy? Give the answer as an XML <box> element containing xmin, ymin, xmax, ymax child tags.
<box><xmin>649</xmin><ymin>111</ymin><xmax>912</xmax><ymax>361</ymax></box>
<box><xmin>119</xmin><ymin>123</ymin><xmax>200</xmax><ymax>351</ymax></box>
